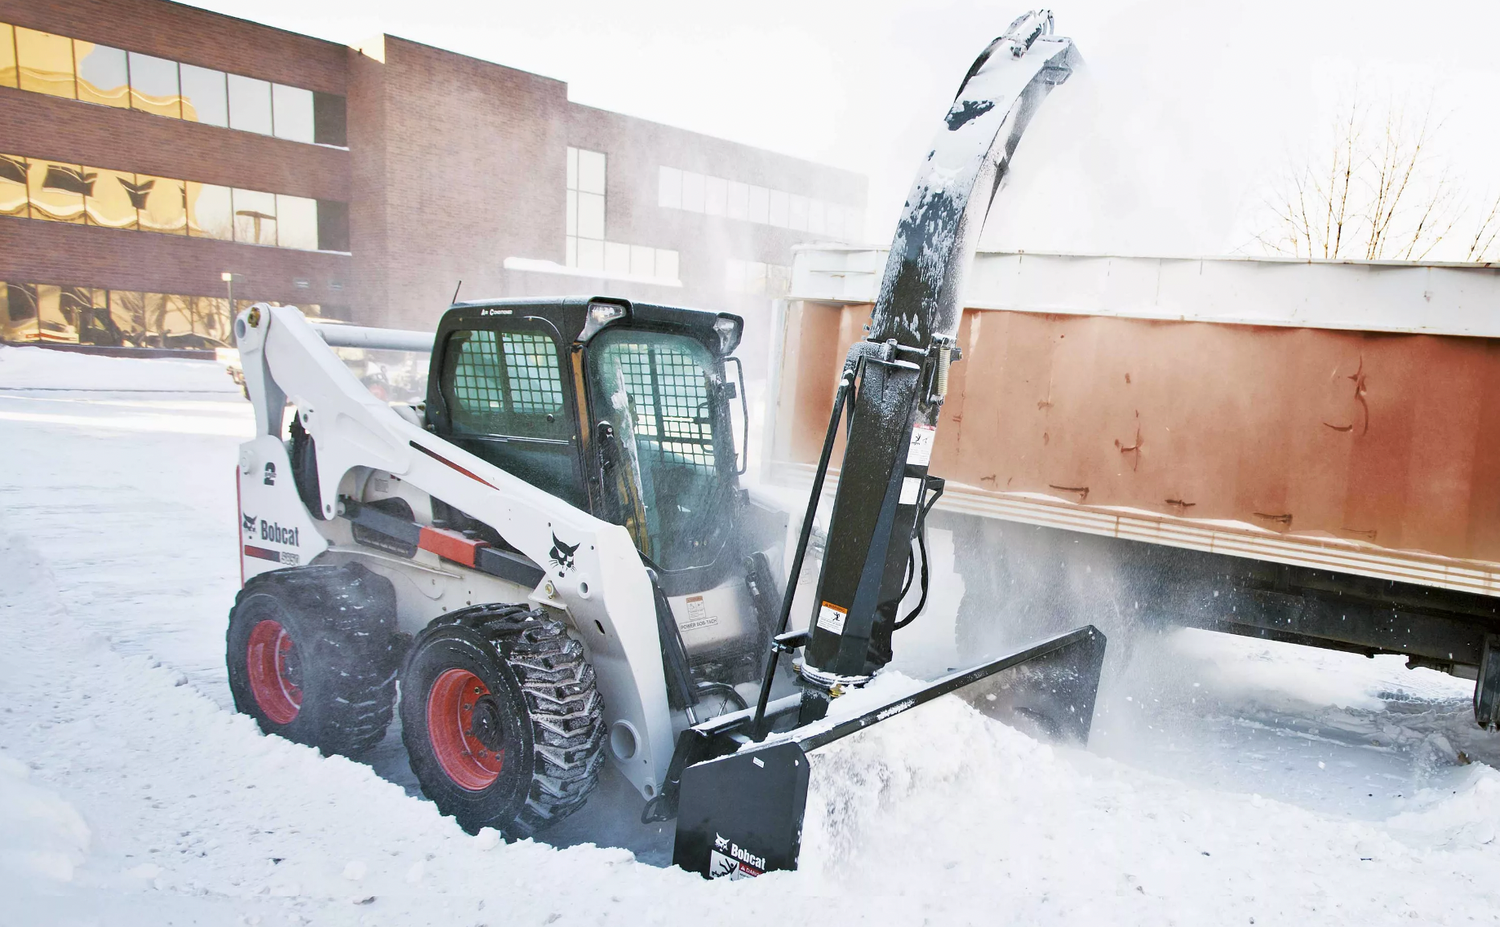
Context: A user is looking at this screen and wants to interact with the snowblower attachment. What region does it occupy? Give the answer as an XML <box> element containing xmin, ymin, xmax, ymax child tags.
<box><xmin>671</xmin><ymin>625</ymin><xmax>1106</xmax><ymax>878</ymax></box>
<box><xmin>665</xmin><ymin>11</ymin><xmax>1105</xmax><ymax>878</ymax></box>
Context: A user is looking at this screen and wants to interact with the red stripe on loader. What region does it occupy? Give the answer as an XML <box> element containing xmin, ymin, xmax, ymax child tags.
<box><xmin>419</xmin><ymin>526</ymin><xmax>488</xmax><ymax>567</ymax></box>
<box><xmin>244</xmin><ymin>545</ymin><xmax>283</xmax><ymax>562</ymax></box>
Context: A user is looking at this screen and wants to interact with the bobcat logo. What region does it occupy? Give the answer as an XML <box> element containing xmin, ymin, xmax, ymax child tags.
<box><xmin>548</xmin><ymin>533</ymin><xmax>579</xmax><ymax>574</ymax></box>
<box><xmin>242</xmin><ymin>512</ymin><xmax>257</xmax><ymax>535</ymax></box>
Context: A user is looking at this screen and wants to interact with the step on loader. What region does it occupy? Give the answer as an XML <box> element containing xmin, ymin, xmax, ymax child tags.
<box><xmin>225</xmin><ymin>9</ymin><xmax>1103</xmax><ymax>877</ymax></box>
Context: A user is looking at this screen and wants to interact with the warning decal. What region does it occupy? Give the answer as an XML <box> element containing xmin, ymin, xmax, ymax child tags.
<box><xmin>816</xmin><ymin>601</ymin><xmax>848</xmax><ymax>634</ymax></box>
<box><xmin>899</xmin><ymin>476</ymin><xmax>922</xmax><ymax>505</ymax></box>
<box><xmin>906</xmin><ymin>424</ymin><xmax>936</xmax><ymax>466</ymax></box>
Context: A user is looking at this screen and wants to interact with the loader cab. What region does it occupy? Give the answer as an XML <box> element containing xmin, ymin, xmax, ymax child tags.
<box><xmin>425</xmin><ymin>297</ymin><xmax>746</xmax><ymax>582</ymax></box>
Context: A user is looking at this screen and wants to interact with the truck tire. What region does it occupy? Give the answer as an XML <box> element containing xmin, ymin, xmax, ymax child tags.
<box><xmin>227</xmin><ymin>562</ymin><xmax>402</xmax><ymax>757</ymax></box>
<box><xmin>400</xmin><ymin>604</ymin><xmax>605</xmax><ymax>837</ymax></box>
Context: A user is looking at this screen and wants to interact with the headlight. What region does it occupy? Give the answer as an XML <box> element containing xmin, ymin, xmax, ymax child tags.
<box><xmin>580</xmin><ymin>299</ymin><xmax>628</xmax><ymax>342</ymax></box>
<box><xmin>713</xmin><ymin>314</ymin><xmax>743</xmax><ymax>355</ymax></box>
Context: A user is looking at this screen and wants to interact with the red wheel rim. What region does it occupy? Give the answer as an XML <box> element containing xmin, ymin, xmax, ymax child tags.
<box><xmin>246</xmin><ymin>619</ymin><xmax>302</xmax><ymax>724</ymax></box>
<box><xmin>427</xmin><ymin>668</ymin><xmax>506</xmax><ymax>791</ymax></box>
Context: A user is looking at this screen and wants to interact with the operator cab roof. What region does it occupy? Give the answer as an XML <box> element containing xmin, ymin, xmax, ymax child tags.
<box><xmin>439</xmin><ymin>296</ymin><xmax>743</xmax><ymax>356</ymax></box>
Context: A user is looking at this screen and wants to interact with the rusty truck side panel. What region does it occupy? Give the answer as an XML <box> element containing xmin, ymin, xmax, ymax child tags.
<box><xmin>774</xmin><ymin>298</ymin><xmax>1500</xmax><ymax>578</ymax></box>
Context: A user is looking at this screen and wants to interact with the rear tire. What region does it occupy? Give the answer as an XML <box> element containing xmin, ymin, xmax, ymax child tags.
<box><xmin>227</xmin><ymin>562</ymin><xmax>402</xmax><ymax>756</ymax></box>
<box><xmin>400</xmin><ymin>604</ymin><xmax>605</xmax><ymax>837</ymax></box>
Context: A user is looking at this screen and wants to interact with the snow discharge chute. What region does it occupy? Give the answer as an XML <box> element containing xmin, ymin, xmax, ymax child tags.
<box><xmin>667</xmin><ymin>10</ymin><xmax>1108</xmax><ymax>879</ymax></box>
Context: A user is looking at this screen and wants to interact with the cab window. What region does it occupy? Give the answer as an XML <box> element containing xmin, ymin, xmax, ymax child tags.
<box><xmin>440</xmin><ymin>328</ymin><xmax>584</xmax><ymax>507</ymax></box>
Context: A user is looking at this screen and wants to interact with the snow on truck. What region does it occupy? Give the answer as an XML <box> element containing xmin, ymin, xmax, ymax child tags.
<box><xmin>770</xmin><ymin>246</ymin><xmax>1500</xmax><ymax>725</ymax></box>
<box><xmin>225</xmin><ymin>12</ymin><xmax>1104</xmax><ymax>879</ymax></box>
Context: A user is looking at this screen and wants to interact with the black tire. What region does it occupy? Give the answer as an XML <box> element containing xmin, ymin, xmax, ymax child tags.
<box><xmin>400</xmin><ymin>604</ymin><xmax>605</xmax><ymax>837</ymax></box>
<box><xmin>227</xmin><ymin>561</ymin><xmax>402</xmax><ymax>756</ymax></box>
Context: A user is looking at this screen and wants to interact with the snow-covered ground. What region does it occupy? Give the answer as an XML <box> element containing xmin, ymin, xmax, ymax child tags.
<box><xmin>4</xmin><ymin>345</ymin><xmax>1500</xmax><ymax>925</ymax></box>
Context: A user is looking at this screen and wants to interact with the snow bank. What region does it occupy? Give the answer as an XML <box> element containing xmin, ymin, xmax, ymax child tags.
<box><xmin>0</xmin><ymin>345</ymin><xmax>238</xmax><ymax>393</ymax></box>
<box><xmin>0</xmin><ymin>751</ymin><xmax>91</xmax><ymax>884</ymax></box>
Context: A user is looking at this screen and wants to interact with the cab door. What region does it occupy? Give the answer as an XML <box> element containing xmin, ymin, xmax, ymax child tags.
<box><xmin>434</xmin><ymin>322</ymin><xmax>588</xmax><ymax>509</ymax></box>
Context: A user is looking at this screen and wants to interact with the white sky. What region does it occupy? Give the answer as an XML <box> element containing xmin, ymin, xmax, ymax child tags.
<box><xmin>183</xmin><ymin>0</ymin><xmax>1500</xmax><ymax>255</ymax></box>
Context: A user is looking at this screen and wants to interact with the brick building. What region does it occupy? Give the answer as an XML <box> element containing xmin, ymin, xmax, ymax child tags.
<box><xmin>0</xmin><ymin>0</ymin><xmax>866</xmax><ymax>367</ymax></box>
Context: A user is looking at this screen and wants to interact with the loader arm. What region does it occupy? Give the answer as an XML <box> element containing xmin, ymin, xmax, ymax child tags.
<box><xmin>232</xmin><ymin>305</ymin><xmax>677</xmax><ymax>800</ymax></box>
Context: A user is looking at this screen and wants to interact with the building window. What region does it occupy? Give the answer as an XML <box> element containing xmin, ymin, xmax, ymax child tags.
<box><xmin>563</xmin><ymin>147</ymin><xmax>678</xmax><ymax>281</ymax></box>
<box><xmin>725</xmin><ymin>259</ymin><xmax>791</xmax><ymax>297</ymax></box>
<box><xmin>0</xmin><ymin>279</ymin><xmax>268</xmax><ymax>350</ymax></box>
<box><xmin>180</xmin><ymin>63</ymin><xmax>228</xmax><ymax>126</ymax></box>
<box><xmin>313</xmin><ymin>92</ymin><xmax>347</xmax><ymax>147</ymax></box>
<box><xmin>128</xmin><ymin>52</ymin><xmax>181</xmax><ymax>118</ymax></box>
<box><xmin>0</xmin><ymin>150</ymin><xmax>346</xmax><ymax>252</ymax></box>
<box><xmin>74</xmin><ymin>42</ymin><xmax>128</xmax><ymax>108</ymax></box>
<box><xmin>14</xmin><ymin>27</ymin><xmax>74</xmax><ymax>98</ymax></box>
<box><xmin>658</xmin><ymin>165</ymin><xmax>861</xmax><ymax>241</ymax></box>
<box><xmin>566</xmin><ymin>146</ymin><xmax>607</xmax><ymax>271</ymax></box>
<box><xmin>316</xmin><ymin>200</ymin><xmax>350</xmax><ymax>252</ymax></box>
<box><xmin>0</xmin><ymin>20</ymin><xmax>347</xmax><ymax>148</ymax></box>
<box><xmin>272</xmin><ymin>84</ymin><xmax>315</xmax><ymax>143</ymax></box>
<box><xmin>0</xmin><ymin>24</ymin><xmax>16</xmax><ymax>89</ymax></box>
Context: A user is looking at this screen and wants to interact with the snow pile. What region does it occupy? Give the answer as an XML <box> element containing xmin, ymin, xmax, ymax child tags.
<box><xmin>0</xmin><ymin>345</ymin><xmax>238</xmax><ymax>393</ymax></box>
<box><xmin>0</xmin><ymin>752</ymin><xmax>91</xmax><ymax>885</ymax></box>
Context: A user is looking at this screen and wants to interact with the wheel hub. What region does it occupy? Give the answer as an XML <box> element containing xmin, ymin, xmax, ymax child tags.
<box><xmin>246</xmin><ymin>619</ymin><xmax>302</xmax><ymax>725</ymax></box>
<box><xmin>468</xmin><ymin>694</ymin><xmax>506</xmax><ymax>753</ymax></box>
<box><xmin>426</xmin><ymin>668</ymin><xmax>506</xmax><ymax>791</ymax></box>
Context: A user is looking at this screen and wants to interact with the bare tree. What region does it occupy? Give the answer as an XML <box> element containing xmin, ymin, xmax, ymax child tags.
<box><xmin>1257</xmin><ymin>90</ymin><xmax>1475</xmax><ymax>262</ymax></box>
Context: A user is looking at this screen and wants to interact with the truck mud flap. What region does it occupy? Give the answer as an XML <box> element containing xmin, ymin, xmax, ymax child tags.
<box><xmin>672</xmin><ymin>624</ymin><xmax>1106</xmax><ymax>879</ymax></box>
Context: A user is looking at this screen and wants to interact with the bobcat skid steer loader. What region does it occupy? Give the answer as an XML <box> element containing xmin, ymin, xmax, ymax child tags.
<box><xmin>225</xmin><ymin>8</ymin><xmax>1105</xmax><ymax>878</ymax></box>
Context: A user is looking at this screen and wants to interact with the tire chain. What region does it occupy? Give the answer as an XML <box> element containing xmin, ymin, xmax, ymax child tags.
<box><xmin>431</xmin><ymin>604</ymin><xmax>607</xmax><ymax>837</ymax></box>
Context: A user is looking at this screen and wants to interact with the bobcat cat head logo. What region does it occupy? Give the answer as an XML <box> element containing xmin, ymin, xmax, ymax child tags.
<box><xmin>242</xmin><ymin>512</ymin><xmax>257</xmax><ymax>535</ymax></box>
<box><xmin>548</xmin><ymin>534</ymin><xmax>580</xmax><ymax>574</ymax></box>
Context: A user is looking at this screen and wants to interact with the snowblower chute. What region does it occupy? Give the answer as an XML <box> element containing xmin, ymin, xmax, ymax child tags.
<box><xmin>665</xmin><ymin>11</ymin><xmax>1105</xmax><ymax>877</ymax></box>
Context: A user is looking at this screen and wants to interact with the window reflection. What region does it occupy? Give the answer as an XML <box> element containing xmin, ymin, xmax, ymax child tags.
<box><xmin>272</xmin><ymin>84</ymin><xmax>314</xmax><ymax>143</ymax></box>
<box><xmin>1</xmin><ymin>149</ymin><xmax>344</xmax><ymax>252</ymax></box>
<box><xmin>187</xmin><ymin>181</ymin><xmax>233</xmax><ymax>240</ymax></box>
<box><xmin>0</xmin><ymin>155</ymin><xmax>26</xmax><ymax>217</ymax></box>
<box><xmin>74</xmin><ymin>41</ymin><xmax>128</xmax><ymax>107</ymax></box>
<box><xmin>28</xmin><ymin>159</ymin><xmax>89</xmax><ymax>223</ymax></box>
<box><xmin>275</xmin><ymin>194</ymin><xmax>317</xmax><ymax>250</ymax></box>
<box><xmin>0</xmin><ymin>21</ymin><xmax>344</xmax><ymax>146</ymax></box>
<box><xmin>134</xmin><ymin>175</ymin><xmax>185</xmax><ymax>234</ymax></box>
<box><xmin>232</xmin><ymin>188</ymin><xmax>277</xmax><ymax>245</ymax></box>
<box><xmin>84</xmin><ymin>166</ymin><xmax>140</xmax><ymax>229</ymax></box>
<box><xmin>2</xmin><ymin>282</ymin><xmax>38</xmax><ymax>343</ymax></box>
<box><xmin>0</xmin><ymin>24</ymin><xmax>16</xmax><ymax>88</ymax></box>
<box><xmin>179</xmin><ymin>63</ymin><xmax>228</xmax><ymax>126</ymax></box>
<box><xmin>127</xmin><ymin>52</ymin><xmax>180</xmax><ymax>118</ymax></box>
<box><xmin>228</xmin><ymin>74</ymin><xmax>273</xmax><ymax>134</ymax></box>
<box><xmin>15</xmin><ymin>27</ymin><xmax>75</xmax><ymax>98</ymax></box>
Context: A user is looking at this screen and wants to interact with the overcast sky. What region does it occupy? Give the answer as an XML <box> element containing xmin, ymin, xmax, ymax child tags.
<box><xmin>182</xmin><ymin>0</ymin><xmax>1500</xmax><ymax>255</ymax></box>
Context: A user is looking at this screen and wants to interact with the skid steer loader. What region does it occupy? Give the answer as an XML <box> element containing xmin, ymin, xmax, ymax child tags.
<box><xmin>225</xmin><ymin>9</ymin><xmax>1104</xmax><ymax>877</ymax></box>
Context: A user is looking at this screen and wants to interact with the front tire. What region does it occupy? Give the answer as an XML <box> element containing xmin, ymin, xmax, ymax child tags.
<box><xmin>227</xmin><ymin>562</ymin><xmax>402</xmax><ymax>756</ymax></box>
<box><xmin>400</xmin><ymin>604</ymin><xmax>605</xmax><ymax>837</ymax></box>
